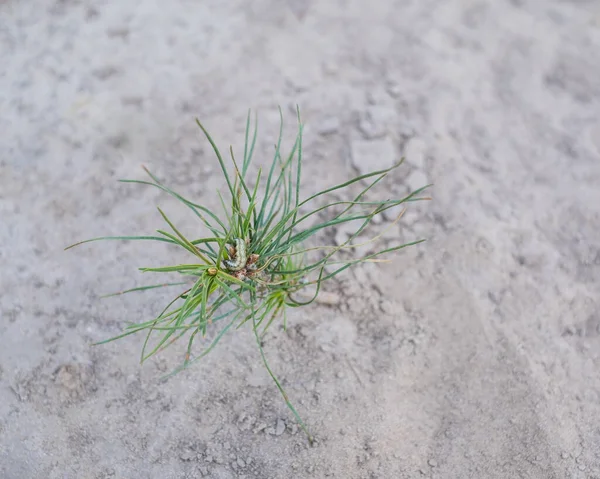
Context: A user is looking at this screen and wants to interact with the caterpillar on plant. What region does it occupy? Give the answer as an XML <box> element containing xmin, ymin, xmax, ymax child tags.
<box><xmin>223</xmin><ymin>238</ymin><xmax>248</xmax><ymax>271</ymax></box>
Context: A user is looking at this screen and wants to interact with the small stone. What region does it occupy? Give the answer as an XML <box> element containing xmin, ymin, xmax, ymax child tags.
<box><xmin>253</xmin><ymin>423</ymin><xmax>267</xmax><ymax>434</ymax></box>
<box><xmin>199</xmin><ymin>466</ymin><xmax>209</xmax><ymax>476</ymax></box>
<box><xmin>386</xmin><ymin>83</ymin><xmax>402</xmax><ymax>98</ymax></box>
<box><xmin>205</xmin><ymin>455</ymin><xmax>213</xmax><ymax>463</ymax></box>
<box><xmin>353</xmin><ymin>266</ymin><xmax>369</xmax><ymax>284</ymax></box>
<box><xmin>380</xmin><ymin>300</ymin><xmax>395</xmax><ymax>314</ymax></box>
<box><xmin>336</xmin><ymin>371</ymin><xmax>344</xmax><ymax>378</ymax></box>
<box><xmin>358</xmin><ymin>106</ymin><xmax>391</xmax><ymax>139</ymax></box>
<box><xmin>146</xmin><ymin>391</ymin><xmax>159</xmax><ymax>402</ymax></box>
<box><xmin>400</xmin><ymin>208</ymin><xmax>420</xmax><ymax>226</ymax></box>
<box><xmin>428</xmin><ymin>458</ymin><xmax>438</xmax><ymax>467</ymax></box>
<box><xmin>381</xmin><ymin>204</ymin><xmax>405</xmax><ymax>223</ymax></box>
<box><xmin>224</xmin><ymin>442</ymin><xmax>231</xmax><ymax>450</ymax></box>
<box><xmin>358</xmin><ymin>118</ymin><xmax>384</xmax><ymax>140</ymax></box>
<box><xmin>237</xmin><ymin>457</ymin><xmax>246</xmax><ymax>468</ymax></box>
<box><xmin>316</xmin><ymin>292</ymin><xmax>341</xmax><ymax>306</ymax></box>
<box><xmin>180</xmin><ymin>450</ymin><xmax>195</xmax><ymax>461</ymax></box>
<box><xmin>391</xmin><ymin>180</ymin><xmax>410</xmax><ymax>197</ymax></box>
<box><xmin>561</xmin><ymin>452</ymin><xmax>568</xmax><ymax>459</ymax></box>
<box><xmin>318</xmin><ymin>117</ymin><xmax>340</xmax><ymax>136</ymax></box>
<box><xmin>578</xmin><ymin>464</ymin><xmax>586</xmax><ymax>471</ymax></box>
<box><xmin>335</xmin><ymin>229</ymin><xmax>347</xmax><ymax>246</ymax></box>
<box><xmin>350</xmin><ymin>137</ymin><xmax>397</xmax><ymax>176</ymax></box>
<box><xmin>275</xmin><ymin>418</ymin><xmax>286</xmax><ymax>436</ymax></box>
<box><xmin>406</xmin><ymin>170</ymin><xmax>429</xmax><ymax>193</ymax></box>
<box><xmin>334</xmin><ymin>219</ymin><xmax>363</xmax><ymax>246</ymax></box>
<box><xmin>403</xmin><ymin>137</ymin><xmax>427</xmax><ymax>170</ymax></box>
<box><xmin>398</xmin><ymin>121</ymin><xmax>417</xmax><ymax>138</ymax></box>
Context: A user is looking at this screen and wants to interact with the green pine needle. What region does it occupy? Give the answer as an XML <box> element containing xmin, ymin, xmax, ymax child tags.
<box><xmin>65</xmin><ymin>106</ymin><xmax>431</xmax><ymax>442</ymax></box>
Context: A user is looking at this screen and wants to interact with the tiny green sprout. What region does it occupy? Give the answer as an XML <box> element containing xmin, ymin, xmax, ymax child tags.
<box><xmin>65</xmin><ymin>107</ymin><xmax>432</xmax><ymax>443</ymax></box>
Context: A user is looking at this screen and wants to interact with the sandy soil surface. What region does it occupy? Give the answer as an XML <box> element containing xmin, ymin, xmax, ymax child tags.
<box><xmin>2</xmin><ymin>1</ymin><xmax>600</xmax><ymax>478</ymax></box>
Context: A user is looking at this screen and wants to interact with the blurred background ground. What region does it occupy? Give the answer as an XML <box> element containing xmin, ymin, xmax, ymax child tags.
<box><xmin>1</xmin><ymin>1</ymin><xmax>600</xmax><ymax>478</ymax></box>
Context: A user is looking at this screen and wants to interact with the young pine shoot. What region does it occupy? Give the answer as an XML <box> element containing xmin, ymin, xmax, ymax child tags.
<box><xmin>66</xmin><ymin>108</ymin><xmax>431</xmax><ymax>443</ymax></box>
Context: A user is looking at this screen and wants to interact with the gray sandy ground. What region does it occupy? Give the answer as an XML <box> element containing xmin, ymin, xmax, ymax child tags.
<box><xmin>1</xmin><ymin>1</ymin><xmax>600</xmax><ymax>478</ymax></box>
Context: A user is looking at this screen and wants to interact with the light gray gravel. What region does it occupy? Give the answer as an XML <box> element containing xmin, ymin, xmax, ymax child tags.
<box><xmin>1</xmin><ymin>1</ymin><xmax>600</xmax><ymax>478</ymax></box>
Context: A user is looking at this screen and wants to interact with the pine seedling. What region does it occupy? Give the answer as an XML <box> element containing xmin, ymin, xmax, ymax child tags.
<box><xmin>66</xmin><ymin>107</ymin><xmax>432</xmax><ymax>443</ymax></box>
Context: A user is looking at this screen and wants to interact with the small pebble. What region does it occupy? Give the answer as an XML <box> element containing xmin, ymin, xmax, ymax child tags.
<box><xmin>380</xmin><ymin>300</ymin><xmax>395</xmax><ymax>314</ymax></box>
<box><xmin>274</xmin><ymin>418</ymin><xmax>286</xmax><ymax>436</ymax></box>
<box><xmin>400</xmin><ymin>208</ymin><xmax>420</xmax><ymax>226</ymax></box>
<box><xmin>179</xmin><ymin>450</ymin><xmax>195</xmax><ymax>462</ymax></box>
<box><xmin>253</xmin><ymin>423</ymin><xmax>267</xmax><ymax>434</ymax></box>
<box><xmin>381</xmin><ymin>204</ymin><xmax>404</xmax><ymax>222</ymax></box>
<box><xmin>359</xmin><ymin>106</ymin><xmax>393</xmax><ymax>139</ymax></box>
<box><xmin>335</xmin><ymin>230</ymin><xmax>348</xmax><ymax>247</ymax></box>
<box><xmin>350</xmin><ymin>137</ymin><xmax>397</xmax><ymax>176</ymax></box>
<box><xmin>387</xmin><ymin>83</ymin><xmax>402</xmax><ymax>98</ymax></box>
<box><xmin>406</xmin><ymin>169</ymin><xmax>429</xmax><ymax>193</ymax></box>
<box><xmin>403</xmin><ymin>136</ymin><xmax>427</xmax><ymax>170</ymax></box>
<box><xmin>334</xmin><ymin>219</ymin><xmax>363</xmax><ymax>246</ymax></box>
<box><xmin>428</xmin><ymin>458</ymin><xmax>438</xmax><ymax>467</ymax></box>
<box><xmin>316</xmin><ymin>292</ymin><xmax>341</xmax><ymax>306</ymax></box>
<box><xmin>318</xmin><ymin>117</ymin><xmax>340</xmax><ymax>136</ymax></box>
